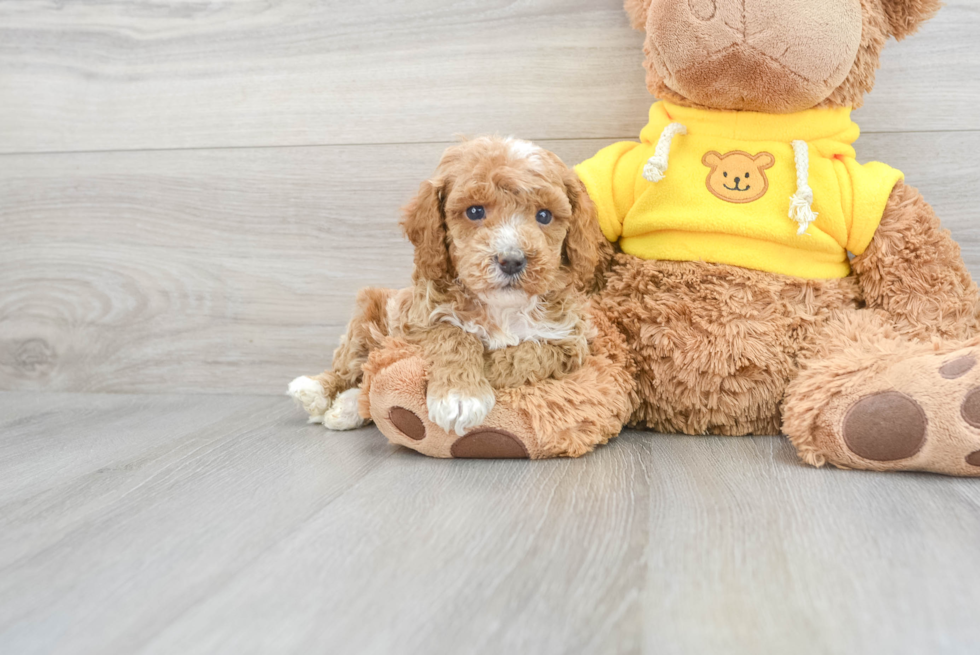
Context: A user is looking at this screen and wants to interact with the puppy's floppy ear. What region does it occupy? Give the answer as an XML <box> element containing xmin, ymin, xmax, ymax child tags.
<box><xmin>880</xmin><ymin>0</ymin><xmax>942</xmax><ymax>40</ymax></box>
<box><xmin>561</xmin><ymin>169</ymin><xmax>605</xmax><ymax>292</ymax></box>
<box><xmin>624</xmin><ymin>0</ymin><xmax>653</xmax><ymax>30</ymax></box>
<box><xmin>401</xmin><ymin>177</ymin><xmax>454</xmax><ymax>283</ymax></box>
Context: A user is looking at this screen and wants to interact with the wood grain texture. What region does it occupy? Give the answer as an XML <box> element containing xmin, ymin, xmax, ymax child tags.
<box><xmin>2</xmin><ymin>392</ymin><xmax>980</xmax><ymax>654</ymax></box>
<box><xmin>3</xmin><ymin>132</ymin><xmax>980</xmax><ymax>395</ymax></box>
<box><xmin>0</xmin><ymin>0</ymin><xmax>977</xmax><ymax>154</ymax></box>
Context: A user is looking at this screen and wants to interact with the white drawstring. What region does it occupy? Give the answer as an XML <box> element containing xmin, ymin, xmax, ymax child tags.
<box><xmin>643</xmin><ymin>123</ymin><xmax>687</xmax><ymax>183</ymax></box>
<box><xmin>789</xmin><ymin>140</ymin><xmax>818</xmax><ymax>235</ymax></box>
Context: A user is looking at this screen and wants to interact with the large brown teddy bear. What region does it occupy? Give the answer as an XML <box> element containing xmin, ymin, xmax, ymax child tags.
<box><xmin>358</xmin><ymin>0</ymin><xmax>980</xmax><ymax>476</ymax></box>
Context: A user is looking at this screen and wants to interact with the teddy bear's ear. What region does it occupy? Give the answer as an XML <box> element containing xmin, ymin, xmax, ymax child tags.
<box><xmin>754</xmin><ymin>153</ymin><xmax>775</xmax><ymax>170</ymax></box>
<box><xmin>702</xmin><ymin>152</ymin><xmax>722</xmax><ymax>168</ymax></box>
<box><xmin>880</xmin><ymin>0</ymin><xmax>942</xmax><ymax>40</ymax></box>
<box><xmin>624</xmin><ymin>0</ymin><xmax>652</xmax><ymax>30</ymax></box>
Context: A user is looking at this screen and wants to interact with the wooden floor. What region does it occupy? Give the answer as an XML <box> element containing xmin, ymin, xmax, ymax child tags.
<box><xmin>2</xmin><ymin>391</ymin><xmax>980</xmax><ymax>654</ymax></box>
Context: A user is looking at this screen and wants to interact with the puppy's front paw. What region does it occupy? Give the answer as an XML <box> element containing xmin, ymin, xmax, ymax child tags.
<box><xmin>288</xmin><ymin>376</ymin><xmax>331</xmax><ymax>422</ymax></box>
<box><xmin>322</xmin><ymin>388</ymin><xmax>369</xmax><ymax>431</ymax></box>
<box><xmin>427</xmin><ymin>392</ymin><xmax>496</xmax><ymax>436</ymax></box>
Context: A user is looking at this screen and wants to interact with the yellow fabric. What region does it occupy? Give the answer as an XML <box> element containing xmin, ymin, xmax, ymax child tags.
<box><xmin>575</xmin><ymin>101</ymin><xmax>904</xmax><ymax>279</ymax></box>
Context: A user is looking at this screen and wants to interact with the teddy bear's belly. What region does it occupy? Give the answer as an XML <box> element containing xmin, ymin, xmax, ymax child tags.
<box><xmin>598</xmin><ymin>255</ymin><xmax>862</xmax><ymax>436</ymax></box>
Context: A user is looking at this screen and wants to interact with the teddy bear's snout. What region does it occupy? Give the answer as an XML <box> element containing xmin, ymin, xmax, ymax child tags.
<box><xmin>647</xmin><ymin>0</ymin><xmax>863</xmax><ymax>112</ymax></box>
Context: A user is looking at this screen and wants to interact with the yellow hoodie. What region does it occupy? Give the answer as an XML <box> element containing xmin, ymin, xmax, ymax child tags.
<box><xmin>575</xmin><ymin>102</ymin><xmax>904</xmax><ymax>279</ymax></box>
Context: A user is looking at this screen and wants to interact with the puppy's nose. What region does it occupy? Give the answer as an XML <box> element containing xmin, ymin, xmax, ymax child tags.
<box><xmin>734</xmin><ymin>177</ymin><xmax>741</xmax><ymax>185</ymax></box>
<box><xmin>495</xmin><ymin>251</ymin><xmax>527</xmax><ymax>277</ymax></box>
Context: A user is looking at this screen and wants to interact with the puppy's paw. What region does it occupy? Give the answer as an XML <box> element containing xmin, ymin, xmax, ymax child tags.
<box><xmin>427</xmin><ymin>392</ymin><xmax>496</xmax><ymax>436</ymax></box>
<box><xmin>288</xmin><ymin>376</ymin><xmax>331</xmax><ymax>422</ymax></box>
<box><xmin>322</xmin><ymin>388</ymin><xmax>369</xmax><ymax>431</ymax></box>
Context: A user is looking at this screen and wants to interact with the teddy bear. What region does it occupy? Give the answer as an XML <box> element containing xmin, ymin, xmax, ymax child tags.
<box><xmin>331</xmin><ymin>0</ymin><xmax>980</xmax><ymax>476</ymax></box>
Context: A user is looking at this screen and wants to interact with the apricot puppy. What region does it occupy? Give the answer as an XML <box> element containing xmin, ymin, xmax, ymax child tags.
<box><xmin>289</xmin><ymin>137</ymin><xmax>602</xmax><ymax>436</ymax></box>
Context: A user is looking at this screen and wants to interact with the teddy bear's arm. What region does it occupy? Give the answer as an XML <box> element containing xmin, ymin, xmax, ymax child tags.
<box><xmin>851</xmin><ymin>181</ymin><xmax>980</xmax><ymax>341</ymax></box>
<box><xmin>483</xmin><ymin>335</ymin><xmax>590</xmax><ymax>389</ymax></box>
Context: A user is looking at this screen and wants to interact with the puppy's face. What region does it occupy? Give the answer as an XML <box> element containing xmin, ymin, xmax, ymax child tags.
<box><xmin>402</xmin><ymin>137</ymin><xmax>600</xmax><ymax>298</ymax></box>
<box><xmin>443</xmin><ymin>141</ymin><xmax>573</xmax><ymax>297</ymax></box>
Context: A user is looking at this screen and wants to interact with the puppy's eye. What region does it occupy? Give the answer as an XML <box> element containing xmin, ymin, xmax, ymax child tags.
<box><xmin>466</xmin><ymin>206</ymin><xmax>486</xmax><ymax>221</ymax></box>
<box><xmin>536</xmin><ymin>209</ymin><xmax>553</xmax><ymax>225</ymax></box>
<box><xmin>745</xmin><ymin>172</ymin><xmax>750</xmax><ymax>178</ymax></box>
<box><xmin>723</xmin><ymin>172</ymin><xmax>728</xmax><ymax>178</ymax></box>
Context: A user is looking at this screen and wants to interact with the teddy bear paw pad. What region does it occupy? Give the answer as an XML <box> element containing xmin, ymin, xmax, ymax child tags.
<box><xmin>389</xmin><ymin>407</ymin><xmax>426</xmax><ymax>441</ymax></box>
<box><xmin>823</xmin><ymin>347</ymin><xmax>980</xmax><ymax>475</ymax></box>
<box><xmin>450</xmin><ymin>429</ymin><xmax>529</xmax><ymax>459</ymax></box>
<box><xmin>842</xmin><ymin>391</ymin><xmax>927</xmax><ymax>462</ymax></box>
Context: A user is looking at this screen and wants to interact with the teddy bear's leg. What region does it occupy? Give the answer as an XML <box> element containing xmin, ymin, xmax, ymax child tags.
<box><xmin>783</xmin><ymin>312</ymin><xmax>980</xmax><ymax>476</ymax></box>
<box><xmin>361</xmin><ymin>312</ymin><xmax>637</xmax><ymax>459</ymax></box>
<box><xmin>783</xmin><ymin>183</ymin><xmax>980</xmax><ymax>475</ymax></box>
<box><xmin>365</xmin><ymin>355</ymin><xmax>536</xmax><ymax>459</ymax></box>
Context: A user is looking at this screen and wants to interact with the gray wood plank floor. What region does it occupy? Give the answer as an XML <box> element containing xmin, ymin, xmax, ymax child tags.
<box><xmin>2</xmin><ymin>391</ymin><xmax>979</xmax><ymax>655</ymax></box>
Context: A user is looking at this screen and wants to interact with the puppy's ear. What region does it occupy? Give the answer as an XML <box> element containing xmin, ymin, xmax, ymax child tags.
<box><xmin>401</xmin><ymin>177</ymin><xmax>454</xmax><ymax>283</ymax></box>
<box><xmin>561</xmin><ymin>170</ymin><xmax>605</xmax><ymax>292</ymax></box>
<box><xmin>880</xmin><ymin>0</ymin><xmax>941</xmax><ymax>40</ymax></box>
<box><xmin>624</xmin><ymin>0</ymin><xmax>653</xmax><ymax>30</ymax></box>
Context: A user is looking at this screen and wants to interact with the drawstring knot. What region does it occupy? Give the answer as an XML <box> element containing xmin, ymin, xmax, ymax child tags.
<box><xmin>789</xmin><ymin>140</ymin><xmax>818</xmax><ymax>235</ymax></box>
<box><xmin>643</xmin><ymin>123</ymin><xmax>687</xmax><ymax>182</ymax></box>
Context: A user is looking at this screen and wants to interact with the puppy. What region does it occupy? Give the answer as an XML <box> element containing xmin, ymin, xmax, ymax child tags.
<box><xmin>289</xmin><ymin>136</ymin><xmax>603</xmax><ymax>436</ymax></box>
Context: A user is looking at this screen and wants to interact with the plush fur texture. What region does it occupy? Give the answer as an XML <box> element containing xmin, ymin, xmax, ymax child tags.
<box><xmin>591</xmin><ymin>179</ymin><xmax>980</xmax><ymax>441</ymax></box>
<box><xmin>290</xmin><ymin>137</ymin><xmax>603</xmax><ymax>437</ymax></box>
<box><xmin>599</xmin><ymin>254</ymin><xmax>863</xmax><ymax>436</ymax></box>
<box><xmin>783</xmin><ymin>319</ymin><xmax>980</xmax><ymax>477</ymax></box>
<box><xmin>850</xmin><ymin>182</ymin><xmax>980</xmax><ymax>342</ymax></box>
<box><xmin>625</xmin><ymin>0</ymin><xmax>942</xmax><ymax>113</ymax></box>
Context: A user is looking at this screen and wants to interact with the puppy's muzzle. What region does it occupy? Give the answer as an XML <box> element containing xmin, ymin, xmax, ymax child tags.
<box><xmin>494</xmin><ymin>251</ymin><xmax>527</xmax><ymax>277</ymax></box>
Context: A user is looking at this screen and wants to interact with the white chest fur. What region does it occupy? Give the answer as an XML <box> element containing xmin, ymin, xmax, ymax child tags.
<box><xmin>433</xmin><ymin>291</ymin><xmax>578</xmax><ymax>351</ymax></box>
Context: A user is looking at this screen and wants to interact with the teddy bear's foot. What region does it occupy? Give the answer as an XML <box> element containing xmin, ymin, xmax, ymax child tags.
<box><xmin>784</xmin><ymin>342</ymin><xmax>980</xmax><ymax>476</ymax></box>
<box><xmin>366</xmin><ymin>356</ymin><xmax>537</xmax><ymax>459</ymax></box>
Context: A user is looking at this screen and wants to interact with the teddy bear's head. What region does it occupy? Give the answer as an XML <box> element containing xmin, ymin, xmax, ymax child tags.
<box><xmin>624</xmin><ymin>0</ymin><xmax>941</xmax><ymax>113</ymax></box>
